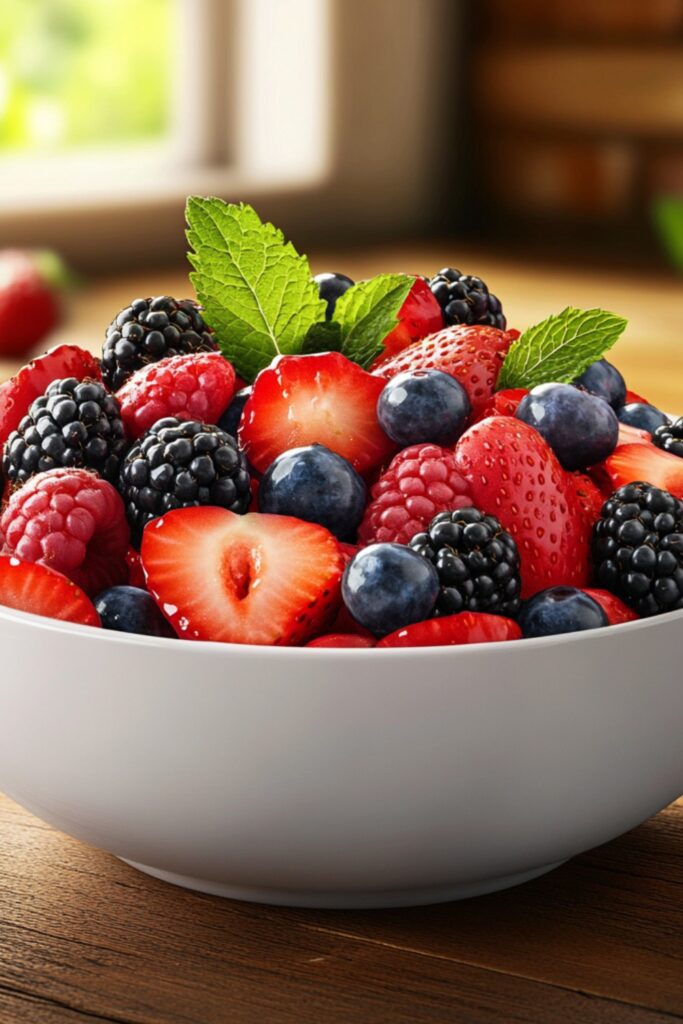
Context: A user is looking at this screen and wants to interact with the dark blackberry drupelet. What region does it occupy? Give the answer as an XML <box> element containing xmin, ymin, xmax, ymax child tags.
<box><xmin>409</xmin><ymin>507</ymin><xmax>521</xmax><ymax>617</ymax></box>
<box><xmin>428</xmin><ymin>268</ymin><xmax>506</xmax><ymax>330</ymax></box>
<box><xmin>102</xmin><ymin>296</ymin><xmax>217</xmax><ymax>391</ymax></box>
<box><xmin>653</xmin><ymin>416</ymin><xmax>683</xmax><ymax>459</ymax></box>
<box><xmin>119</xmin><ymin>417</ymin><xmax>251</xmax><ymax>545</ymax></box>
<box><xmin>592</xmin><ymin>482</ymin><xmax>683</xmax><ymax>617</ymax></box>
<box><xmin>3</xmin><ymin>377</ymin><xmax>126</xmax><ymax>486</ymax></box>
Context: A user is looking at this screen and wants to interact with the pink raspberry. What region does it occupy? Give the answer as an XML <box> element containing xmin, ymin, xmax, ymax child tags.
<box><xmin>116</xmin><ymin>352</ymin><xmax>236</xmax><ymax>439</ymax></box>
<box><xmin>1</xmin><ymin>468</ymin><xmax>129</xmax><ymax>596</ymax></box>
<box><xmin>358</xmin><ymin>443</ymin><xmax>473</xmax><ymax>545</ymax></box>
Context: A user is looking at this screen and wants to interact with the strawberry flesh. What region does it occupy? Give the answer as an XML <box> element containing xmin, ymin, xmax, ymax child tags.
<box><xmin>603</xmin><ymin>443</ymin><xmax>683</xmax><ymax>499</ymax></box>
<box><xmin>371</xmin><ymin>277</ymin><xmax>443</xmax><ymax>367</ymax></box>
<box><xmin>0</xmin><ymin>555</ymin><xmax>100</xmax><ymax>626</ymax></box>
<box><xmin>141</xmin><ymin>506</ymin><xmax>344</xmax><ymax>645</ymax></box>
<box><xmin>376</xmin><ymin>612</ymin><xmax>521</xmax><ymax>647</ymax></box>
<box><xmin>306</xmin><ymin>634</ymin><xmax>375</xmax><ymax>648</ymax></box>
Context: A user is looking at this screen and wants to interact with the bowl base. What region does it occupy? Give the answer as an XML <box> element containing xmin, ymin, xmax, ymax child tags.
<box><xmin>119</xmin><ymin>858</ymin><xmax>568</xmax><ymax>909</ymax></box>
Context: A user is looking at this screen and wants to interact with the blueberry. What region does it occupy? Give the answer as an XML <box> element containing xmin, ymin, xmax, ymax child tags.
<box><xmin>573</xmin><ymin>359</ymin><xmax>626</xmax><ymax>409</ymax></box>
<box><xmin>516</xmin><ymin>382</ymin><xmax>618</xmax><ymax>471</ymax></box>
<box><xmin>518</xmin><ymin>587</ymin><xmax>608</xmax><ymax>638</ymax></box>
<box><xmin>314</xmin><ymin>272</ymin><xmax>355</xmax><ymax>320</ymax></box>
<box><xmin>342</xmin><ymin>543</ymin><xmax>439</xmax><ymax>636</ymax></box>
<box><xmin>218</xmin><ymin>386</ymin><xmax>252</xmax><ymax>439</ymax></box>
<box><xmin>377</xmin><ymin>369</ymin><xmax>471</xmax><ymax>446</ymax></box>
<box><xmin>259</xmin><ymin>444</ymin><xmax>366</xmax><ymax>541</ymax></box>
<box><xmin>617</xmin><ymin>402</ymin><xmax>670</xmax><ymax>434</ymax></box>
<box><xmin>94</xmin><ymin>586</ymin><xmax>176</xmax><ymax>638</ymax></box>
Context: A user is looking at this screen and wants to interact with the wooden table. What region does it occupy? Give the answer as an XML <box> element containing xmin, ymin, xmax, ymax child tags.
<box><xmin>0</xmin><ymin>246</ymin><xmax>681</xmax><ymax>1023</ymax></box>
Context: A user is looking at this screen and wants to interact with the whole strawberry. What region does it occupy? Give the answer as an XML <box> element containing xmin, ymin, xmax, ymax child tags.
<box><xmin>374</xmin><ymin>324</ymin><xmax>517</xmax><ymax>418</ymax></box>
<box><xmin>0</xmin><ymin>250</ymin><xmax>65</xmax><ymax>357</ymax></box>
<box><xmin>454</xmin><ymin>416</ymin><xmax>591</xmax><ymax>597</ymax></box>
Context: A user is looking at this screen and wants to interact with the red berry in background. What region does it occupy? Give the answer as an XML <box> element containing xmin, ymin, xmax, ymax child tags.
<box><xmin>239</xmin><ymin>352</ymin><xmax>396</xmax><ymax>475</ymax></box>
<box><xmin>624</xmin><ymin>388</ymin><xmax>650</xmax><ymax>406</ymax></box>
<box><xmin>375</xmin><ymin>324</ymin><xmax>517</xmax><ymax>418</ymax></box>
<box><xmin>0</xmin><ymin>250</ymin><xmax>68</xmax><ymax>358</ymax></box>
<box><xmin>454</xmin><ymin>416</ymin><xmax>591</xmax><ymax>598</ymax></box>
<box><xmin>358</xmin><ymin>443</ymin><xmax>473</xmax><ymax>546</ymax></box>
<box><xmin>141</xmin><ymin>506</ymin><xmax>344</xmax><ymax>645</ymax></box>
<box><xmin>0</xmin><ymin>555</ymin><xmax>100</xmax><ymax>627</ymax></box>
<box><xmin>602</xmin><ymin>443</ymin><xmax>683</xmax><ymax>499</ymax></box>
<box><xmin>1</xmin><ymin>468</ymin><xmax>129</xmax><ymax>597</ymax></box>
<box><xmin>306</xmin><ymin>634</ymin><xmax>375</xmax><ymax>648</ymax></box>
<box><xmin>116</xmin><ymin>352</ymin><xmax>236</xmax><ymax>439</ymax></box>
<box><xmin>376</xmin><ymin>612</ymin><xmax>521</xmax><ymax>648</ymax></box>
<box><xmin>582</xmin><ymin>589</ymin><xmax>638</xmax><ymax>625</ymax></box>
<box><xmin>0</xmin><ymin>344</ymin><xmax>101</xmax><ymax>451</ymax></box>
<box><xmin>126</xmin><ymin>547</ymin><xmax>146</xmax><ymax>589</ymax></box>
<box><xmin>474</xmin><ymin>387</ymin><xmax>529</xmax><ymax>422</ymax></box>
<box><xmin>371</xmin><ymin>277</ymin><xmax>444</xmax><ymax>367</ymax></box>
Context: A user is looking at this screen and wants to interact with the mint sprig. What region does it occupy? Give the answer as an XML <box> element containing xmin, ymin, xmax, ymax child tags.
<box><xmin>497</xmin><ymin>307</ymin><xmax>627</xmax><ymax>390</ymax></box>
<box><xmin>333</xmin><ymin>273</ymin><xmax>414</xmax><ymax>368</ymax></box>
<box><xmin>186</xmin><ymin>197</ymin><xmax>327</xmax><ymax>382</ymax></box>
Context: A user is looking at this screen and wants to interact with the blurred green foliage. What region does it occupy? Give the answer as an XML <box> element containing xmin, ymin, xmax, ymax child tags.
<box><xmin>0</xmin><ymin>0</ymin><xmax>172</xmax><ymax>151</ymax></box>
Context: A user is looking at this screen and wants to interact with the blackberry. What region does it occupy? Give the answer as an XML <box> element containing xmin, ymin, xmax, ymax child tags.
<box><xmin>3</xmin><ymin>377</ymin><xmax>126</xmax><ymax>486</ymax></box>
<box><xmin>592</xmin><ymin>482</ymin><xmax>683</xmax><ymax>617</ymax></box>
<box><xmin>653</xmin><ymin>416</ymin><xmax>683</xmax><ymax>459</ymax></box>
<box><xmin>102</xmin><ymin>296</ymin><xmax>217</xmax><ymax>391</ymax></box>
<box><xmin>119</xmin><ymin>417</ymin><xmax>251</xmax><ymax>545</ymax></box>
<box><xmin>408</xmin><ymin>507</ymin><xmax>521</xmax><ymax>617</ymax></box>
<box><xmin>428</xmin><ymin>268</ymin><xmax>506</xmax><ymax>330</ymax></box>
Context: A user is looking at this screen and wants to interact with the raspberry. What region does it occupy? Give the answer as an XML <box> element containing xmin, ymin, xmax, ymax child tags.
<box><xmin>358</xmin><ymin>443</ymin><xmax>473</xmax><ymax>545</ymax></box>
<box><xmin>0</xmin><ymin>468</ymin><xmax>129</xmax><ymax>596</ymax></box>
<box><xmin>116</xmin><ymin>352</ymin><xmax>236</xmax><ymax>439</ymax></box>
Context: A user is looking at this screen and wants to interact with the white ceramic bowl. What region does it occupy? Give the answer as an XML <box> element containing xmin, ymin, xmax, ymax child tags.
<box><xmin>0</xmin><ymin>604</ymin><xmax>681</xmax><ymax>909</ymax></box>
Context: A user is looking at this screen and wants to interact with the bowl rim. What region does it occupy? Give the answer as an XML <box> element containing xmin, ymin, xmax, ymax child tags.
<box><xmin>0</xmin><ymin>601</ymin><xmax>681</xmax><ymax>658</ymax></box>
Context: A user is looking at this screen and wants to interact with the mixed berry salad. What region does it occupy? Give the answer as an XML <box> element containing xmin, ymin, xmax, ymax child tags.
<box><xmin>0</xmin><ymin>197</ymin><xmax>680</xmax><ymax>649</ymax></box>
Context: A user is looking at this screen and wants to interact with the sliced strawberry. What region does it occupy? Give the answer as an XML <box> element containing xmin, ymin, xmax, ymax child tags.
<box><xmin>306</xmin><ymin>634</ymin><xmax>375</xmax><ymax>648</ymax></box>
<box><xmin>239</xmin><ymin>352</ymin><xmax>396</xmax><ymax>474</ymax></box>
<box><xmin>0</xmin><ymin>344</ymin><xmax>101</xmax><ymax>450</ymax></box>
<box><xmin>582</xmin><ymin>588</ymin><xmax>638</xmax><ymax>625</ymax></box>
<box><xmin>141</xmin><ymin>506</ymin><xmax>344</xmax><ymax>645</ymax></box>
<box><xmin>374</xmin><ymin>324</ymin><xmax>516</xmax><ymax>418</ymax></box>
<box><xmin>0</xmin><ymin>555</ymin><xmax>99</xmax><ymax>627</ymax></box>
<box><xmin>618</xmin><ymin>422</ymin><xmax>652</xmax><ymax>446</ymax></box>
<box><xmin>474</xmin><ymin>387</ymin><xmax>529</xmax><ymax>423</ymax></box>
<box><xmin>116</xmin><ymin>352</ymin><xmax>236</xmax><ymax>439</ymax></box>
<box><xmin>455</xmin><ymin>416</ymin><xmax>591</xmax><ymax>597</ymax></box>
<box><xmin>339</xmin><ymin>542</ymin><xmax>361</xmax><ymax>564</ymax></box>
<box><xmin>371</xmin><ymin>277</ymin><xmax>443</xmax><ymax>367</ymax></box>
<box><xmin>603</xmin><ymin>443</ymin><xmax>683</xmax><ymax>498</ymax></box>
<box><xmin>328</xmin><ymin>602</ymin><xmax>376</xmax><ymax>639</ymax></box>
<box><xmin>625</xmin><ymin>388</ymin><xmax>650</xmax><ymax>405</ymax></box>
<box><xmin>376</xmin><ymin>612</ymin><xmax>521</xmax><ymax>648</ymax></box>
<box><xmin>126</xmin><ymin>547</ymin><xmax>146</xmax><ymax>589</ymax></box>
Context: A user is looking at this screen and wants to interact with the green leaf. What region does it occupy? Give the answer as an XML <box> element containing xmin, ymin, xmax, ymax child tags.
<box><xmin>186</xmin><ymin>197</ymin><xmax>327</xmax><ymax>382</ymax></box>
<box><xmin>653</xmin><ymin>195</ymin><xmax>683</xmax><ymax>274</ymax></box>
<box><xmin>497</xmin><ymin>307</ymin><xmax>628</xmax><ymax>390</ymax></box>
<box><xmin>334</xmin><ymin>273</ymin><xmax>415</xmax><ymax>369</ymax></box>
<box><xmin>301</xmin><ymin>320</ymin><xmax>342</xmax><ymax>355</ymax></box>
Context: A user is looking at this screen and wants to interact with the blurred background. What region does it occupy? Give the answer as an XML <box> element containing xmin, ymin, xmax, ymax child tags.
<box><xmin>0</xmin><ymin>0</ymin><xmax>681</xmax><ymax>403</ymax></box>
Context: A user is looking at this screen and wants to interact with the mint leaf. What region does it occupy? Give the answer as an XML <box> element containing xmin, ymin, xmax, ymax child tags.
<box><xmin>186</xmin><ymin>197</ymin><xmax>327</xmax><ymax>382</ymax></box>
<box><xmin>497</xmin><ymin>307</ymin><xmax>627</xmax><ymax>390</ymax></box>
<box><xmin>301</xmin><ymin>320</ymin><xmax>342</xmax><ymax>355</ymax></box>
<box><xmin>334</xmin><ymin>273</ymin><xmax>415</xmax><ymax>368</ymax></box>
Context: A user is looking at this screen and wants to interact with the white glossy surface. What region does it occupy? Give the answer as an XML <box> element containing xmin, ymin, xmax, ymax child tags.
<box><xmin>0</xmin><ymin>605</ymin><xmax>681</xmax><ymax>908</ymax></box>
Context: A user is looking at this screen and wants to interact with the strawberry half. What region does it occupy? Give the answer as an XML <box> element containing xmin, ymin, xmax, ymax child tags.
<box><xmin>239</xmin><ymin>352</ymin><xmax>396</xmax><ymax>474</ymax></box>
<box><xmin>371</xmin><ymin>277</ymin><xmax>444</xmax><ymax>367</ymax></box>
<box><xmin>141</xmin><ymin>506</ymin><xmax>344</xmax><ymax>645</ymax></box>
<box><xmin>0</xmin><ymin>344</ymin><xmax>101</xmax><ymax>451</ymax></box>
<box><xmin>376</xmin><ymin>612</ymin><xmax>521</xmax><ymax>648</ymax></box>
<box><xmin>582</xmin><ymin>589</ymin><xmax>638</xmax><ymax>625</ymax></box>
<box><xmin>455</xmin><ymin>416</ymin><xmax>591</xmax><ymax>597</ymax></box>
<box><xmin>603</xmin><ymin>444</ymin><xmax>683</xmax><ymax>499</ymax></box>
<box><xmin>306</xmin><ymin>634</ymin><xmax>375</xmax><ymax>648</ymax></box>
<box><xmin>473</xmin><ymin>387</ymin><xmax>529</xmax><ymax>423</ymax></box>
<box><xmin>0</xmin><ymin>555</ymin><xmax>100</xmax><ymax>627</ymax></box>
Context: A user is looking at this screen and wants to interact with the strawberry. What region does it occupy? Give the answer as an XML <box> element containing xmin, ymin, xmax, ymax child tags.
<box><xmin>454</xmin><ymin>416</ymin><xmax>591</xmax><ymax>597</ymax></box>
<box><xmin>371</xmin><ymin>277</ymin><xmax>443</xmax><ymax>367</ymax></box>
<box><xmin>116</xmin><ymin>352</ymin><xmax>236</xmax><ymax>439</ymax></box>
<box><xmin>376</xmin><ymin>611</ymin><xmax>521</xmax><ymax>648</ymax></box>
<box><xmin>474</xmin><ymin>387</ymin><xmax>529</xmax><ymax>423</ymax></box>
<box><xmin>603</xmin><ymin>443</ymin><xmax>683</xmax><ymax>499</ymax></box>
<box><xmin>374</xmin><ymin>324</ymin><xmax>517</xmax><ymax>417</ymax></box>
<box><xmin>141</xmin><ymin>506</ymin><xmax>344</xmax><ymax>645</ymax></box>
<box><xmin>570</xmin><ymin>472</ymin><xmax>605</xmax><ymax>528</ymax></box>
<box><xmin>126</xmin><ymin>547</ymin><xmax>146</xmax><ymax>589</ymax></box>
<box><xmin>0</xmin><ymin>250</ymin><xmax>66</xmax><ymax>358</ymax></box>
<box><xmin>306</xmin><ymin>634</ymin><xmax>375</xmax><ymax>648</ymax></box>
<box><xmin>582</xmin><ymin>588</ymin><xmax>638</xmax><ymax>625</ymax></box>
<box><xmin>0</xmin><ymin>555</ymin><xmax>99</xmax><ymax>627</ymax></box>
<box><xmin>239</xmin><ymin>352</ymin><xmax>396</xmax><ymax>474</ymax></box>
<box><xmin>0</xmin><ymin>344</ymin><xmax>101</xmax><ymax>451</ymax></box>
<box><xmin>618</xmin><ymin>422</ymin><xmax>652</xmax><ymax>446</ymax></box>
<box><xmin>625</xmin><ymin>388</ymin><xmax>650</xmax><ymax>405</ymax></box>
